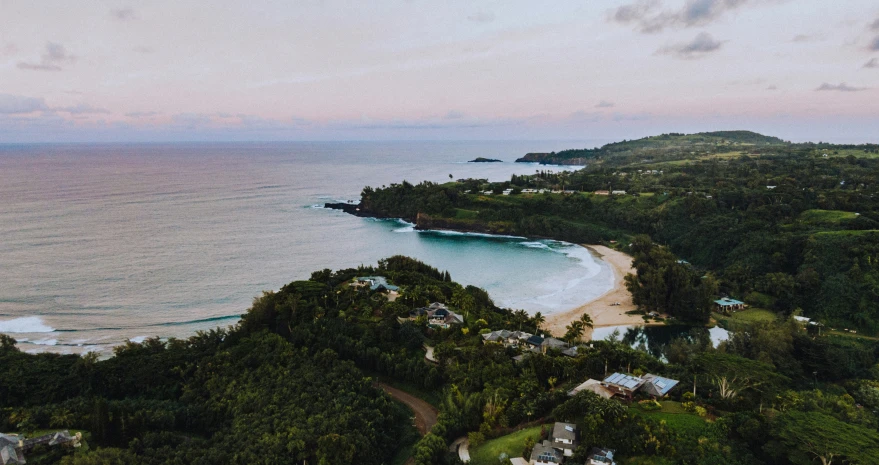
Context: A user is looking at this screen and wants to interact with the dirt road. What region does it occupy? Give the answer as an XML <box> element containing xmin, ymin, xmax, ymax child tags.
<box><xmin>377</xmin><ymin>382</ymin><xmax>438</xmax><ymax>435</ymax></box>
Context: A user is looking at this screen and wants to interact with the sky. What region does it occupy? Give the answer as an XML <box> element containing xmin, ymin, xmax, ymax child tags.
<box><xmin>1</xmin><ymin>0</ymin><xmax>879</xmax><ymax>143</ymax></box>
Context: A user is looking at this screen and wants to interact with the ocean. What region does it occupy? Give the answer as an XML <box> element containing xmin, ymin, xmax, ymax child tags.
<box><xmin>0</xmin><ymin>140</ymin><xmax>615</xmax><ymax>354</ymax></box>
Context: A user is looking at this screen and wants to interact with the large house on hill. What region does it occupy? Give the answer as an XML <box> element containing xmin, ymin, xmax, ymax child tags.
<box><xmin>569</xmin><ymin>372</ymin><xmax>679</xmax><ymax>401</ymax></box>
<box><xmin>409</xmin><ymin>302</ymin><xmax>464</xmax><ymax>328</ymax></box>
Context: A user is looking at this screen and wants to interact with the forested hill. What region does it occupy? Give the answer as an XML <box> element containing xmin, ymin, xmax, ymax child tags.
<box><xmin>516</xmin><ymin>130</ymin><xmax>790</xmax><ymax>165</ymax></box>
<box><xmin>358</xmin><ymin>136</ymin><xmax>879</xmax><ymax>333</ymax></box>
<box><xmin>4</xmin><ymin>256</ymin><xmax>879</xmax><ymax>465</ymax></box>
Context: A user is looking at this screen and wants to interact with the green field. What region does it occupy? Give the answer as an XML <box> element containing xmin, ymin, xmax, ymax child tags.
<box><xmin>469</xmin><ymin>425</ymin><xmax>546</xmax><ymax>465</ymax></box>
<box><xmin>715</xmin><ymin>308</ymin><xmax>777</xmax><ymax>323</ymax></box>
<box><xmin>799</xmin><ymin>209</ymin><xmax>859</xmax><ymax>225</ymax></box>
<box><xmin>631</xmin><ymin>401</ymin><xmax>707</xmax><ymax>435</ymax></box>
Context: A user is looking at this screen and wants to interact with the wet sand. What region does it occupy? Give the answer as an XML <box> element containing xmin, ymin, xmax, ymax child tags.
<box><xmin>543</xmin><ymin>245</ymin><xmax>646</xmax><ymax>339</ymax></box>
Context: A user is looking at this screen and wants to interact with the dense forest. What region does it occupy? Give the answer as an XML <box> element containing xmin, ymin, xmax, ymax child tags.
<box><xmin>358</xmin><ymin>132</ymin><xmax>879</xmax><ymax>333</ymax></box>
<box><xmin>3</xmin><ymin>255</ymin><xmax>879</xmax><ymax>464</ymax></box>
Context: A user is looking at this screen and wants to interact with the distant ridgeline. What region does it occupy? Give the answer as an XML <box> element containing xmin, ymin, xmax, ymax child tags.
<box><xmin>515</xmin><ymin>131</ymin><xmax>790</xmax><ymax>165</ymax></box>
<box><xmin>349</xmin><ymin>131</ymin><xmax>879</xmax><ymax>333</ymax></box>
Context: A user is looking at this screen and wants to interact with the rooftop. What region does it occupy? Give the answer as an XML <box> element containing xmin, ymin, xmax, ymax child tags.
<box><xmin>641</xmin><ymin>374</ymin><xmax>680</xmax><ymax>396</ymax></box>
<box><xmin>552</xmin><ymin>422</ymin><xmax>577</xmax><ymax>441</ymax></box>
<box><xmin>604</xmin><ymin>372</ymin><xmax>645</xmax><ymax>391</ymax></box>
<box><xmin>714</xmin><ymin>297</ymin><xmax>744</xmax><ymax>306</ymax></box>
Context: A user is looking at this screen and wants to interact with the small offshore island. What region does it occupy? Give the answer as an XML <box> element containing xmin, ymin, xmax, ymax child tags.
<box><xmin>4</xmin><ymin>131</ymin><xmax>879</xmax><ymax>465</ymax></box>
<box><xmin>468</xmin><ymin>157</ymin><xmax>504</xmax><ymax>163</ymax></box>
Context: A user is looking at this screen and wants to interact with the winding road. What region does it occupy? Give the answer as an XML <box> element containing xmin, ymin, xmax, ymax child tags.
<box><xmin>377</xmin><ymin>382</ymin><xmax>438</xmax><ymax>435</ymax></box>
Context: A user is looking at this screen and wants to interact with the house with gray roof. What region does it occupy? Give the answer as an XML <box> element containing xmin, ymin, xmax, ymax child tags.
<box><xmin>586</xmin><ymin>447</ymin><xmax>616</xmax><ymax>465</ymax></box>
<box><xmin>410</xmin><ymin>303</ymin><xmax>464</xmax><ymax>328</ymax></box>
<box><xmin>482</xmin><ymin>330</ymin><xmax>533</xmax><ymax>348</ymax></box>
<box><xmin>551</xmin><ymin>422</ymin><xmax>577</xmax><ymax>457</ymax></box>
<box><xmin>530</xmin><ymin>440</ymin><xmax>563</xmax><ymax>465</ymax></box>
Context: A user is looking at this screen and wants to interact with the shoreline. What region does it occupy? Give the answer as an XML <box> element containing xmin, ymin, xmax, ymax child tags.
<box><xmin>542</xmin><ymin>244</ymin><xmax>648</xmax><ymax>339</ymax></box>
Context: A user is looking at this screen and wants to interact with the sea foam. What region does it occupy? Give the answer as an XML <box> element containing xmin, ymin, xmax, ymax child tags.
<box><xmin>0</xmin><ymin>316</ymin><xmax>55</xmax><ymax>333</ymax></box>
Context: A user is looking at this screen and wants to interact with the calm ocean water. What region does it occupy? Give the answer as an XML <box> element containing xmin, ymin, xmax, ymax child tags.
<box><xmin>0</xmin><ymin>141</ymin><xmax>614</xmax><ymax>354</ymax></box>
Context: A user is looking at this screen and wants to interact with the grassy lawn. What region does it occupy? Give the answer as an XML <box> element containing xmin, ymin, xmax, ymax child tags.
<box><xmin>469</xmin><ymin>425</ymin><xmax>546</xmax><ymax>465</ymax></box>
<box><xmin>454</xmin><ymin>208</ymin><xmax>480</xmax><ymax>219</ymax></box>
<box><xmin>799</xmin><ymin>209</ymin><xmax>858</xmax><ymax>225</ymax></box>
<box><xmin>632</xmin><ymin>401</ymin><xmax>707</xmax><ymax>436</ymax></box>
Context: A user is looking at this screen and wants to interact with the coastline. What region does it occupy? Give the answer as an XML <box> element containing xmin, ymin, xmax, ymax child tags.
<box><xmin>543</xmin><ymin>245</ymin><xmax>647</xmax><ymax>339</ymax></box>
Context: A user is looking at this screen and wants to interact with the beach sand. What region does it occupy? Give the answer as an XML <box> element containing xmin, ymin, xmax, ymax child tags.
<box><xmin>543</xmin><ymin>245</ymin><xmax>645</xmax><ymax>339</ymax></box>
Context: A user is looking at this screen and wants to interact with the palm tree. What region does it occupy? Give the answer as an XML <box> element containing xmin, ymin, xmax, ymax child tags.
<box><xmin>579</xmin><ymin>313</ymin><xmax>594</xmax><ymax>329</ymax></box>
<box><xmin>533</xmin><ymin>312</ymin><xmax>545</xmax><ymax>332</ymax></box>
<box><xmin>564</xmin><ymin>320</ymin><xmax>585</xmax><ymax>343</ymax></box>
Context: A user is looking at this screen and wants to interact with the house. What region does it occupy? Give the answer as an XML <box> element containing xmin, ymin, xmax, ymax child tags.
<box><xmin>640</xmin><ymin>374</ymin><xmax>679</xmax><ymax>397</ymax></box>
<box><xmin>1</xmin><ymin>431</ymin><xmax>80</xmax><ymax>465</ymax></box>
<box><xmin>523</xmin><ymin>335</ymin><xmax>570</xmax><ymax>354</ymax></box>
<box><xmin>354</xmin><ymin>276</ymin><xmax>399</xmax><ymax>292</ymax></box>
<box><xmin>511</xmin><ymin>458</ymin><xmax>530</xmax><ymax>465</ymax></box>
<box><xmin>530</xmin><ymin>440</ymin><xmax>563</xmax><ymax>465</ymax></box>
<box><xmin>611</xmin><ymin>190</ymin><xmax>626</xmax><ymax>195</ymax></box>
<box><xmin>482</xmin><ymin>330</ymin><xmax>533</xmax><ymax>348</ymax></box>
<box><xmin>410</xmin><ymin>303</ymin><xmax>464</xmax><ymax>328</ymax></box>
<box><xmin>713</xmin><ymin>297</ymin><xmax>746</xmax><ymax>312</ymax></box>
<box><xmin>568</xmin><ymin>379</ymin><xmax>615</xmax><ymax>399</ymax></box>
<box><xmin>551</xmin><ymin>422</ymin><xmax>578</xmax><ymax>457</ymax></box>
<box><xmin>603</xmin><ymin>372</ymin><xmax>646</xmax><ymax>400</ymax></box>
<box><xmin>561</xmin><ymin>346</ymin><xmax>580</xmax><ymax>357</ymax></box>
<box><xmin>586</xmin><ymin>447</ymin><xmax>616</xmax><ymax>465</ymax></box>
<box><xmin>594</xmin><ymin>190</ymin><xmax>610</xmax><ymax>196</ymax></box>
<box><xmin>541</xmin><ymin>337</ymin><xmax>569</xmax><ymax>353</ymax></box>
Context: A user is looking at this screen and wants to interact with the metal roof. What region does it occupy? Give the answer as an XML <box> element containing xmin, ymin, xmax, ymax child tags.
<box><xmin>714</xmin><ymin>297</ymin><xmax>744</xmax><ymax>306</ymax></box>
<box><xmin>604</xmin><ymin>372</ymin><xmax>644</xmax><ymax>390</ymax></box>
<box><xmin>642</xmin><ymin>374</ymin><xmax>680</xmax><ymax>396</ymax></box>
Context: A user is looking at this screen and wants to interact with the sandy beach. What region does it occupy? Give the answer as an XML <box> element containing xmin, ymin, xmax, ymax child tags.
<box><xmin>543</xmin><ymin>245</ymin><xmax>646</xmax><ymax>339</ymax></box>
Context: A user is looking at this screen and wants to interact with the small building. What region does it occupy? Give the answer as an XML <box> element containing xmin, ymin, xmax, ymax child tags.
<box><xmin>551</xmin><ymin>422</ymin><xmax>578</xmax><ymax>457</ymax></box>
<box><xmin>611</xmin><ymin>190</ymin><xmax>626</xmax><ymax>195</ymax></box>
<box><xmin>593</xmin><ymin>190</ymin><xmax>610</xmax><ymax>196</ymax></box>
<box><xmin>713</xmin><ymin>297</ymin><xmax>746</xmax><ymax>312</ymax></box>
<box><xmin>530</xmin><ymin>440</ymin><xmax>563</xmax><ymax>465</ymax></box>
<box><xmin>586</xmin><ymin>447</ymin><xmax>616</xmax><ymax>465</ymax></box>
<box><xmin>640</xmin><ymin>374</ymin><xmax>679</xmax><ymax>397</ymax></box>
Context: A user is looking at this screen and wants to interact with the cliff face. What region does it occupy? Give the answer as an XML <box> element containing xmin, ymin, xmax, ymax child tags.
<box><xmin>414</xmin><ymin>213</ymin><xmax>515</xmax><ymax>235</ymax></box>
<box><xmin>514</xmin><ymin>153</ymin><xmax>587</xmax><ymax>165</ymax></box>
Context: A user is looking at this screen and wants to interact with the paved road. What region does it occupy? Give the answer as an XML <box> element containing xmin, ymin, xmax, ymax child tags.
<box><xmin>377</xmin><ymin>382</ymin><xmax>438</xmax><ymax>435</ymax></box>
<box><xmin>449</xmin><ymin>436</ymin><xmax>471</xmax><ymax>463</ymax></box>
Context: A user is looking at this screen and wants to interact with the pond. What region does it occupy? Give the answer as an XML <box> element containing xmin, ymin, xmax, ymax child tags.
<box><xmin>590</xmin><ymin>324</ymin><xmax>731</xmax><ymax>360</ymax></box>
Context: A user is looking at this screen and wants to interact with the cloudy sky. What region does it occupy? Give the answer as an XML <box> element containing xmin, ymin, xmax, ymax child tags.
<box><xmin>2</xmin><ymin>0</ymin><xmax>878</xmax><ymax>143</ymax></box>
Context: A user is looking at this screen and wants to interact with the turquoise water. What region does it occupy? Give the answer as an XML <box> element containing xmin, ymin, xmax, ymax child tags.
<box><xmin>0</xmin><ymin>141</ymin><xmax>613</xmax><ymax>354</ymax></box>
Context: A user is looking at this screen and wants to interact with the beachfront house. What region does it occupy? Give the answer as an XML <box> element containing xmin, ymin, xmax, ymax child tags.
<box><xmin>551</xmin><ymin>422</ymin><xmax>578</xmax><ymax>457</ymax></box>
<box><xmin>523</xmin><ymin>335</ymin><xmax>570</xmax><ymax>354</ymax></box>
<box><xmin>713</xmin><ymin>297</ymin><xmax>746</xmax><ymax>313</ymax></box>
<box><xmin>482</xmin><ymin>330</ymin><xmax>533</xmax><ymax>348</ymax></box>
<box><xmin>530</xmin><ymin>440</ymin><xmax>564</xmax><ymax>465</ymax></box>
